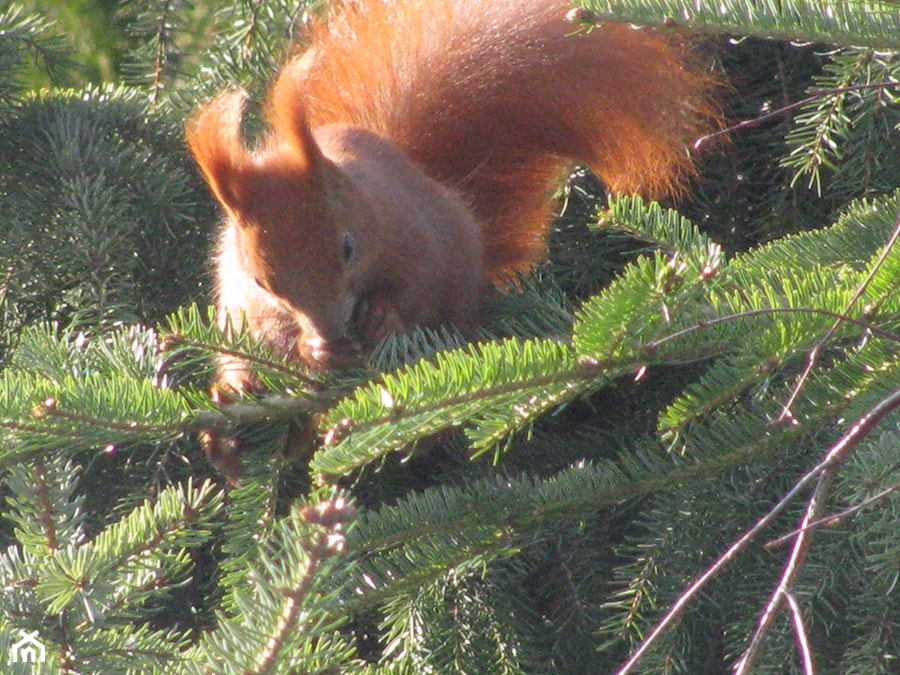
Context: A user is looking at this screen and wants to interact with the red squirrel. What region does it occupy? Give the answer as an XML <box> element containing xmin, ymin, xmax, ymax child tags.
<box><xmin>187</xmin><ymin>0</ymin><xmax>720</xmax><ymax>392</ymax></box>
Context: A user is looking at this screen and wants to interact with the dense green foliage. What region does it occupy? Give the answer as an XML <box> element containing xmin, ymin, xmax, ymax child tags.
<box><xmin>1</xmin><ymin>0</ymin><xmax>900</xmax><ymax>673</ymax></box>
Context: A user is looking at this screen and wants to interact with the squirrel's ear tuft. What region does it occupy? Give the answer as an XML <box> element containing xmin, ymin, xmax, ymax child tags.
<box><xmin>266</xmin><ymin>64</ymin><xmax>324</xmax><ymax>170</ymax></box>
<box><xmin>186</xmin><ymin>90</ymin><xmax>253</xmax><ymax>212</ymax></box>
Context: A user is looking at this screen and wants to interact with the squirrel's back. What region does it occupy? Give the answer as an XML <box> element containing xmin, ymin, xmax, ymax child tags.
<box><xmin>272</xmin><ymin>0</ymin><xmax>721</xmax><ymax>276</ymax></box>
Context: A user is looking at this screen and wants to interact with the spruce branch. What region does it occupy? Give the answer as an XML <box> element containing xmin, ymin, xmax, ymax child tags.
<box><xmin>116</xmin><ymin>0</ymin><xmax>194</xmax><ymax>96</ymax></box>
<box><xmin>1</xmin><ymin>462</ymin><xmax>217</xmax><ymax>672</ymax></box>
<box><xmin>784</xmin><ymin>52</ymin><xmax>874</xmax><ymax>194</ymax></box>
<box><xmin>580</xmin><ymin>0</ymin><xmax>900</xmax><ymax>49</ymax></box>
<box><xmin>0</xmin><ymin>4</ymin><xmax>73</xmax><ymax>101</ymax></box>
<box><xmin>151</xmin><ymin>0</ymin><xmax>175</xmax><ymax>103</ymax></box>
<box><xmin>32</xmin><ymin>459</ymin><xmax>61</xmax><ymax>554</ymax></box>
<box><xmin>313</xmin><ymin>337</ymin><xmax>600</xmax><ymax>478</ymax></box>
<box><xmin>34</xmin><ymin>396</ymin><xmax>182</xmax><ymax>435</ymax></box>
<box><xmin>781</xmin><ymin>50</ymin><xmax>900</xmax><ymax>198</ymax></box>
<box><xmin>37</xmin><ymin>477</ymin><xmax>223</xmax><ymax>619</ymax></box>
<box><xmin>3</xmin><ymin>456</ymin><xmax>85</xmax><ymax>556</ymax></box>
<box><xmin>343</xmin><ymin>444</ymin><xmax>815</xmax><ymax>621</ymax></box>
<box><xmin>162</xmin><ymin>331</ymin><xmax>316</xmax><ymax>387</ymax></box>
<box><xmin>190</xmin><ymin>492</ymin><xmax>360</xmax><ymax>674</ymax></box>
<box><xmin>251</xmin><ymin>497</ymin><xmax>352</xmax><ymax>674</ymax></box>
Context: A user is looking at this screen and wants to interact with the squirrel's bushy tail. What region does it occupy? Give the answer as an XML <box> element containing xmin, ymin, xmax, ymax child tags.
<box><xmin>270</xmin><ymin>0</ymin><xmax>721</xmax><ymax>277</ymax></box>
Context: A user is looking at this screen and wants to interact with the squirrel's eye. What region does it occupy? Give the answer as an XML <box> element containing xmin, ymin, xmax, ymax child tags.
<box><xmin>342</xmin><ymin>232</ymin><xmax>355</xmax><ymax>263</ymax></box>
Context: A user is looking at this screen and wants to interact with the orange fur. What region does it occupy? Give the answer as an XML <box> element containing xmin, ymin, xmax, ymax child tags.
<box><xmin>187</xmin><ymin>0</ymin><xmax>721</xmax><ymax>378</ymax></box>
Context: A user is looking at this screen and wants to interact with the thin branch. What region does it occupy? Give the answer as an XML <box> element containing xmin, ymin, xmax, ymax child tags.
<box><xmin>733</xmin><ymin>471</ymin><xmax>831</xmax><ymax>674</ymax></box>
<box><xmin>785</xmin><ymin>590</ymin><xmax>816</xmax><ymax>675</ymax></box>
<box><xmin>163</xmin><ymin>333</ymin><xmax>317</xmax><ymax>385</ymax></box>
<box><xmin>641</xmin><ymin>306</ymin><xmax>900</xmax><ymax>354</ymax></box>
<box><xmin>151</xmin><ymin>0</ymin><xmax>173</xmax><ymax>105</ymax></box>
<box><xmin>34</xmin><ymin>459</ymin><xmax>60</xmax><ymax>554</ymax></box>
<box><xmin>695</xmin><ymin>82</ymin><xmax>900</xmax><ymax>149</ymax></box>
<box><xmin>39</xmin><ymin>403</ymin><xmax>182</xmax><ymax>435</ymax></box>
<box><xmin>777</xmin><ymin>210</ymin><xmax>900</xmax><ymax>423</ymax></box>
<box><xmin>615</xmin><ymin>384</ymin><xmax>900</xmax><ymax>675</ymax></box>
<box><xmin>188</xmin><ymin>393</ymin><xmax>328</xmax><ymax>431</ymax></box>
<box><xmin>767</xmin><ymin>480</ymin><xmax>900</xmax><ymax>549</ymax></box>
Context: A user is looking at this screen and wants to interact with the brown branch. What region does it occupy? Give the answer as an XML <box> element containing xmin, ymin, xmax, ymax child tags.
<box><xmin>641</xmin><ymin>306</ymin><xmax>900</xmax><ymax>355</ymax></box>
<box><xmin>766</xmin><ymin>480</ymin><xmax>900</xmax><ymax>550</ymax></box>
<box><xmin>777</xmin><ymin>210</ymin><xmax>900</xmax><ymax>423</ymax></box>
<box><xmin>162</xmin><ymin>333</ymin><xmax>316</xmax><ymax>385</ymax></box>
<box><xmin>785</xmin><ymin>590</ymin><xmax>816</xmax><ymax>675</ymax></box>
<box><xmin>734</xmin><ymin>471</ymin><xmax>831</xmax><ymax>674</ymax></box>
<box><xmin>615</xmin><ymin>384</ymin><xmax>900</xmax><ymax>675</ymax></box>
<box><xmin>695</xmin><ymin>82</ymin><xmax>900</xmax><ymax>149</ymax></box>
<box><xmin>188</xmin><ymin>393</ymin><xmax>328</xmax><ymax>432</ymax></box>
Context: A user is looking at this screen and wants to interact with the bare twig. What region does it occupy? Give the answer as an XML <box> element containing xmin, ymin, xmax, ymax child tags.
<box><xmin>767</xmin><ymin>480</ymin><xmax>900</xmax><ymax>550</ymax></box>
<box><xmin>733</xmin><ymin>471</ymin><xmax>830</xmax><ymax>674</ymax></box>
<box><xmin>695</xmin><ymin>82</ymin><xmax>900</xmax><ymax>149</ymax></box>
<box><xmin>614</xmin><ymin>460</ymin><xmax>816</xmax><ymax>675</ymax></box>
<box><xmin>785</xmin><ymin>591</ymin><xmax>816</xmax><ymax>675</ymax></box>
<box><xmin>615</xmin><ymin>384</ymin><xmax>900</xmax><ymax>675</ymax></box>
<box><xmin>641</xmin><ymin>306</ymin><xmax>900</xmax><ymax>354</ymax></box>
<box><xmin>188</xmin><ymin>393</ymin><xmax>329</xmax><ymax>432</ymax></box>
<box><xmin>777</xmin><ymin>211</ymin><xmax>900</xmax><ymax>423</ymax></box>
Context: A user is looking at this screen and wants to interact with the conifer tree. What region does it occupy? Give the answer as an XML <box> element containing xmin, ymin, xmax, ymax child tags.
<box><xmin>1</xmin><ymin>1</ymin><xmax>900</xmax><ymax>673</ymax></box>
